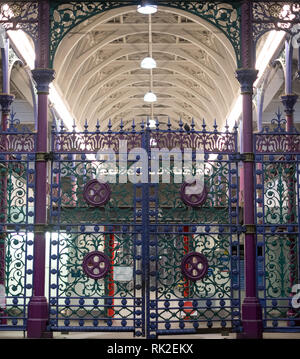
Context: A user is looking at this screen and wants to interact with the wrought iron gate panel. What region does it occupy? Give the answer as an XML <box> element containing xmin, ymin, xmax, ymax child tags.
<box><xmin>48</xmin><ymin>127</ymin><xmax>144</xmax><ymax>335</ymax></box>
<box><xmin>146</xmin><ymin>128</ymin><xmax>241</xmax><ymax>337</ymax></box>
<box><xmin>255</xmin><ymin>113</ymin><xmax>300</xmax><ymax>331</ymax></box>
<box><xmin>0</xmin><ymin>119</ymin><xmax>36</xmax><ymax>330</ymax></box>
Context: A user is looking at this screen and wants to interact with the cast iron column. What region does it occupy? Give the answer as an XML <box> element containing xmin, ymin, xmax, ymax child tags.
<box><xmin>281</xmin><ymin>95</ymin><xmax>298</xmax><ymax>132</ymax></box>
<box><xmin>281</xmin><ymin>39</ymin><xmax>298</xmax><ymax>132</ymax></box>
<box><xmin>27</xmin><ymin>0</ymin><xmax>55</xmax><ymax>338</ymax></box>
<box><xmin>236</xmin><ymin>0</ymin><xmax>263</xmax><ymax>339</ymax></box>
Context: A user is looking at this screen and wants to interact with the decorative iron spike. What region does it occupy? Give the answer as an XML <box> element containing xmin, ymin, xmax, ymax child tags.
<box><xmin>179</xmin><ymin>118</ymin><xmax>183</xmax><ymax>131</ymax></box>
<box><xmin>167</xmin><ymin>117</ymin><xmax>171</xmax><ymax>130</ymax></box>
<box><xmin>120</xmin><ymin>118</ymin><xmax>124</xmax><ymax>130</ymax></box>
<box><xmin>202</xmin><ymin>118</ymin><xmax>206</xmax><ymax>130</ymax></box>
<box><xmin>271</xmin><ymin>108</ymin><xmax>286</xmax><ymax>133</ymax></box>
<box><xmin>275</xmin><ymin>107</ymin><xmax>283</xmax><ymax>119</ymax></box>
<box><xmin>108</xmin><ymin>119</ymin><xmax>112</xmax><ymax>131</ymax></box>
<box><xmin>131</xmin><ymin>118</ymin><xmax>136</xmax><ymax>131</ymax></box>
<box><xmin>155</xmin><ymin>118</ymin><xmax>159</xmax><ymax>130</ymax></box>
<box><xmin>96</xmin><ymin>119</ymin><xmax>100</xmax><ymax>131</ymax></box>
<box><xmin>234</xmin><ymin>121</ymin><xmax>238</xmax><ymax>132</ymax></box>
<box><xmin>213</xmin><ymin>119</ymin><xmax>218</xmax><ymax>131</ymax></box>
<box><xmin>141</xmin><ymin>119</ymin><xmax>145</xmax><ymax>129</ymax></box>
<box><xmin>191</xmin><ymin>118</ymin><xmax>195</xmax><ymax>130</ymax></box>
<box><xmin>72</xmin><ymin>118</ymin><xmax>76</xmax><ymax>132</ymax></box>
<box><xmin>84</xmin><ymin>119</ymin><xmax>88</xmax><ymax>131</ymax></box>
<box><xmin>60</xmin><ymin>119</ymin><xmax>65</xmax><ymax>132</ymax></box>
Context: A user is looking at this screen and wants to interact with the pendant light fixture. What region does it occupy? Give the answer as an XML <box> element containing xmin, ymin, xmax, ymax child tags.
<box><xmin>140</xmin><ymin>56</ymin><xmax>156</xmax><ymax>70</ymax></box>
<box><xmin>144</xmin><ymin>91</ymin><xmax>157</xmax><ymax>103</ymax></box>
<box><xmin>142</xmin><ymin>14</ymin><xmax>157</xmax><ymax>103</ymax></box>
<box><xmin>137</xmin><ymin>1</ymin><xmax>158</xmax><ymax>15</ymax></box>
<box><xmin>140</xmin><ymin>4</ymin><xmax>156</xmax><ymax>70</ymax></box>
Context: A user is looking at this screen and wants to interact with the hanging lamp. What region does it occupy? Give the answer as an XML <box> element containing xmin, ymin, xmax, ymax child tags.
<box><xmin>137</xmin><ymin>2</ymin><xmax>158</xmax><ymax>15</ymax></box>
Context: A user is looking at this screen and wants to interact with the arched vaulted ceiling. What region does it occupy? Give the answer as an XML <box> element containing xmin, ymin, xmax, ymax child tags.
<box><xmin>53</xmin><ymin>5</ymin><xmax>238</xmax><ymax>130</ymax></box>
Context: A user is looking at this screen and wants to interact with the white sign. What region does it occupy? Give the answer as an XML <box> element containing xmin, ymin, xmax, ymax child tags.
<box><xmin>114</xmin><ymin>266</ymin><xmax>133</xmax><ymax>282</ymax></box>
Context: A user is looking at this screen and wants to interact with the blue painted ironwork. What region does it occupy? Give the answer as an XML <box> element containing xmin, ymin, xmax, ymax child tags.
<box><xmin>254</xmin><ymin>109</ymin><xmax>300</xmax><ymax>331</ymax></box>
<box><xmin>48</xmin><ymin>118</ymin><xmax>241</xmax><ymax>338</ymax></box>
<box><xmin>0</xmin><ymin>111</ymin><xmax>36</xmax><ymax>330</ymax></box>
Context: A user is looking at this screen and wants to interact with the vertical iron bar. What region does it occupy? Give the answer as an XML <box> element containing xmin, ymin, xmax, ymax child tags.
<box><xmin>141</xmin><ymin>128</ymin><xmax>150</xmax><ymax>338</ymax></box>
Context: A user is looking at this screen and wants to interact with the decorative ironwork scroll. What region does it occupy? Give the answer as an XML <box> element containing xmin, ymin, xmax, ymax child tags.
<box><xmin>49</xmin><ymin>1</ymin><xmax>240</xmax><ymax>66</ymax></box>
<box><xmin>255</xmin><ymin>110</ymin><xmax>300</xmax><ymax>153</ymax></box>
<box><xmin>0</xmin><ymin>2</ymin><xmax>38</xmax><ymax>44</ymax></box>
<box><xmin>0</xmin><ymin>112</ymin><xmax>36</xmax><ymax>153</ymax></box>
<box><xmin>0</xmin><ymin>110</ymin><xmax>36</xmax><ymax>329</ymax></box>
<box><xmin>254</xmin><ymin>109</ymin><xmax>300</xmax><ymax>330</ymax></box>
<box><xmin>253</xmin><ymin>2</ymin><xmax>300</xmax><ymax>44</ymax></box>
<box><xmin>52</xmin><ymin>119</ymin><xmax>238</xmax><ymax>154</ymax></box>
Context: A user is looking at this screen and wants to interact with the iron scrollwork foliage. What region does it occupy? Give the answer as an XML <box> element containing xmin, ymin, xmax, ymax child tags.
<box><xmin>49</xmin><ymin>229</ymin><xmax>135</xmax><ymax>321</ymax></box>
<box><xmin>252</xmin><ymin>2</ymin><xmax>300</xmax><ymax>44</ymax></box>
<box><xmin>264</xmin><ymin>235</ymin><xmax>293</xmax><ymax>299</ymax></box>
<box><xmin>255</xmin><ymin>110</ymin><xmax>299</xmax><ymax>326</ymax></box>
<box><xmin>255</xmin><ymin>111</ymin><xmax>300</xmax><ymax>153</ymax></box>
<box><xmin>0</xmin><ymin>2</ymin><xmax>38</xmax><ymax>43</ymax></box>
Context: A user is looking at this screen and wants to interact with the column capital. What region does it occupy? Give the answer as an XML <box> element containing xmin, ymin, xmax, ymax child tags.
<box><xmin>31</xmin><ymin>68</ymin><xmax>55</xmax><ymax>94</ymax></box>
<box><xmin>236</xmin><ymin>68</ymin><xmax>258</xmax><ymax>94</ymax></box>
<box><xmin>280</xmin><ymin>94</ymin><xmax>298</xmax><ymax>116</ymax></box>
<box><xmin>0</xmin><ymin>93</ymin><xmax>14</xmax><ymax>114</ymax></box>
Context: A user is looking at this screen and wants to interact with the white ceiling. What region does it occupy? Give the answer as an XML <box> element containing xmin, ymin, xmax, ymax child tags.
<box><xmin>53</xmin><ymin>6</ymin><xmax>239</xmax><ymax>131</ymax></box>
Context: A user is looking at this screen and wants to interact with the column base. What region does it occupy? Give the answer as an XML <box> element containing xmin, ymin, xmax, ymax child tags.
<box><xmin>237</xmin><ymin>297</ymin><xmax>263</xmax><ymax>339</ymax></box>
<box><xmin>27</xmin><ymin>296</ymin><xmax>51</xmax><ymax>338</ymax></box>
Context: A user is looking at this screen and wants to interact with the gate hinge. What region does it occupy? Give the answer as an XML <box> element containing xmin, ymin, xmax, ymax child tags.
<box><xmin>241</xmin><ymin>152</ymin><xmax>255</xmax><ymax>162</ymax></box>
<box><xmin>34</xmin><ymin>224</ymin><xmax>54</xmax><ymax>233</ymax></box>
<box><xmin>242</xmin><ymin>224</ymin><xmax>256</xmax><ymax>234</ymax></box>
<box><xmin>232</xmin><ymin>152</ymin><xmax>255</xmax><ymax>163</ymax></box>
<box><xmin>36</xmin><ymin>152</ymin><xmax>55</xmax><ymax>162</ymax></box>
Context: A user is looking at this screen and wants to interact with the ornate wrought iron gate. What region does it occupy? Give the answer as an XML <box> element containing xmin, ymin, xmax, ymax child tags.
<box><xmin>47</xmin><ymin>120</ymin><xmax>242</xmax><ymax>338</ymax></box>
<box><xmin>2</xmin><ymin>112</ymin><xmax>300</xmax><ymax>337</ymax></box>
<box><xmin>255</xmin><ymin>112</ymin><xmax>300</xmax><ymax>332</ymax></box>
